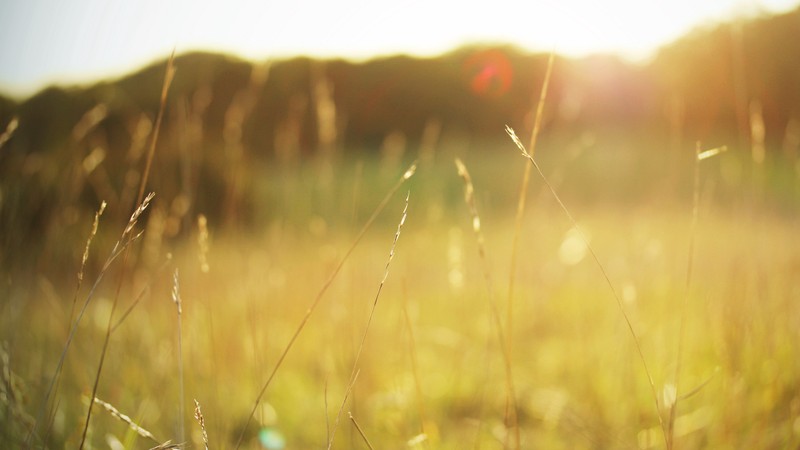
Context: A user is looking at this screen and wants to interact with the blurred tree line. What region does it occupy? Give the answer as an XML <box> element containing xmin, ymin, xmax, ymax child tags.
<box><xmin>0</xmin><ymin>7</ymin><xmax>797</xmax><ymax>270</ymax></box>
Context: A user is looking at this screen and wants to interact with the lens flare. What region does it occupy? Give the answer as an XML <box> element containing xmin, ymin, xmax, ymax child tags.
<box><xmin>464</xmin><ymin>49</ymin><xmax>513</xmax><ymax>98</ymax></box>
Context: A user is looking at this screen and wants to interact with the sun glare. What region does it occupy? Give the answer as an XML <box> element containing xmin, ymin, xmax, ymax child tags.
<box><xmin>0</xmin><ymin>0</ymin><xmax>798</xmax><ymax>95</ymax></box>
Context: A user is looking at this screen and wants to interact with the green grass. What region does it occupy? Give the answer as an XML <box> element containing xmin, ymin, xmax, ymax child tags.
<box><xmin>1</xmin><ymin>135</ymin><xmax>799</xmax><ymax>449</ymax></box>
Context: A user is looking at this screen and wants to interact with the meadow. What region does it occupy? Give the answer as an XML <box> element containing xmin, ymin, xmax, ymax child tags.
<box><xmin>1</xmin><ymin>53</ymin><xmax>800</xmax><ymax>450</ymax></box>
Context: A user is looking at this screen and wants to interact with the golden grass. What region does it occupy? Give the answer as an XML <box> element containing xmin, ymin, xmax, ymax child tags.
<box><xmin>11</xmin><ymin>177</ymin><xmax>799</xmax><ymax>448</ymax></box>
<box><xmin>5</xmin><ymin>48</ymin><xmax>799</xmax><ymax>450</ymax></box>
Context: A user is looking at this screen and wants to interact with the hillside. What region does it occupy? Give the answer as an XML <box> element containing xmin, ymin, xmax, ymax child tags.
<box><xmin>0</xmin><ymin>7</ymin><xmax>798</xmax><ymax>266</ymax></box>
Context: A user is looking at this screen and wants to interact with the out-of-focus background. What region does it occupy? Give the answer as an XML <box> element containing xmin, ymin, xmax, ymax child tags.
<box><xmin>1</xmin><ymin>1</ymin><xmax>799</xmax><ymax>449</ymax></box>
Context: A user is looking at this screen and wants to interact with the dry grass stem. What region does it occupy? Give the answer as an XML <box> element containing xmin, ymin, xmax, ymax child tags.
<box><xmin>454</xmin><ymin>157</ymin><xmax>519</xmax><ymax>448</ymax></box>
<box><xmin>329</xmin><ymin>192</ymin><xmax>410</xmax><ymax>449</ymax></box>
<box><xmin>41</xmin><ymin>200</ymin><xmax>107</xmax><ymax>442</ymax></box>
<box><xmin>235</xmin><ymin>163</ymin><xmax>416</xmax><ymax>449</ymax></box>
<box><xmin>0</xmin><ymin>116</ymin><xmax>18</xmax><ymax>149</ymax></box>
<box><xmin>80</xmin><ymin>193</ymin><xmax>157</xmax><ymax>449</ymax></box>
<box><xmin>194</xmin><ymin>399</ymin><xmax>209</xmax><ymax>450</ymax></box>
<box><xmin>669</xmin><ymin>142</ymin><xmax>726</xmax><ymax>447</ymax></box>
<box><xmin>504</xmin><ymin>51</ymin><xmax>554</xmax><ymax>449</ymax></box>
<box><xmin>507</xmin><ymin>125</ymin><xmax>668</xmax><ymax>447</ymax></box>
<box><xmin>197</xmin><ymin>215</ymin><xmax>210</xmax><ymax>273</ymax></box>
<box><xmin>93</xmin><ymin>397</ymin><xmax>160</xmax><ymax>444</ymax></box>
<box><xmin>81</xmin><ymin>56</ymin><xmax>172</xmax><ymax>447</ymax></box>
<box><xmin>327</xmin><ymin>370</ymin><xmax>360</xmax><ymax>450</ymax></box>
<box><xmin>508</xmin><ymin>51</ymin><xmax>555</xmax><ymax>336</ymax></box>
<box><xmin>29</xmin><ymin>195</ymin><xmax>152</xmax><ymax>446</ymax></box>
<box><xmin>401</xmin><ymin>281</ymin><xmax>428</xmax><ymax>439</ymax></box>
<box><xmin>172</xmin><ymin>269</ymin><xmax>185</xmax><ymax>444</ymax></box>
<box><xmin>137</xmin><ymin>51</ymin><xmax>175</xmax><ymax>206</ymax></box>
<box><xmin>348</xmin><ymin>412</ymin><xmax>375</xmax><ymax>450</ymax></box>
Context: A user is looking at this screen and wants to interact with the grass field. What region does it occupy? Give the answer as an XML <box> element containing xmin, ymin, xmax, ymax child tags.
<box><xmin>1</xmin><ymin>107</ymin><xmax>799</xmax><ymax>450</ymax></box>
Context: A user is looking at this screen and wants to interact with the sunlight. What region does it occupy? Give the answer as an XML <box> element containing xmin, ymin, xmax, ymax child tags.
<box><xmin>0</xmin><ymin>0</ymin><xmax>798</xmax><ymax>95</ymax></box>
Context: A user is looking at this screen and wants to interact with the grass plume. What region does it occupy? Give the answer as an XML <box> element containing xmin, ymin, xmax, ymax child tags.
<box><xmin>194</xmin><ymin>399</ymin><xmax>209</xmax><ymax>450</ymax></box>
<box><xmin>93</xmin><ymin>397</ymin><xmax>160</xmax><ymax>444</ymax></box>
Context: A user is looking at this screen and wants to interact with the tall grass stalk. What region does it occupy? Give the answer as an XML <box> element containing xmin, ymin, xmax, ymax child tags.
<box><xmin>401</xmin><ymin>280</ymin><xmax>429</xmax><ymax>442</ymax></box>
<box><xmin>328</xmin><ymin>191</ymin><xmax>410</xmax><ymax>449</ymax></box>
<box><xmin>504</xmin><ymin>51</ymin><xmax>554</xmax><ymax>449</ymax></box>
<box><xmin>79</xmin><ymin>193</ymin><xmax>156</xmax><ymax>449</ymax></box>
<box><xmin>234</xmin><ymin>163</ymin><xmax>417</xmax><ymax>449</ymax></box>
<box><xmin>171</xmin><ymin>269</ymin><xmax>185</xmax><ymax>444</ymax></box>
<box><xmin>506</xmin><ymin>126</ymin><xmax>668</xmax><ymax>447</ymax></box>
<box><xmin>668</xmin><ymin>143</ymin><xmax>727</xmax><ymax>447</ymax></box>
<box><xmin>42</xmin><ymin>201</ymin><xmax>107</xmax><ymax>442</ymax></box>
<box><xmin>29</xmin><ymin>201</ymin><xmax>103</xmax><ymax>442</ymax></box>
<box><xmin>348</xmin><ymin>412</ymin><xmax>375</xmax><ymax>450</ymax></box>
<box><xmin>137</xmin><ymin>51</ymin><xmax>175</xmax><ymax>207</ymax></box>
<box><xmin>78</xmin><ymin>53</ymin><xmax>175</xmax><ymax>449</ymax></box>
<box><xmin>27</xmin><ymin>196</ymin><xmax>150</xmax><ymax>447</ymax></box>
<box><xmin>327</xmin><ymin>370</ymin><xmax>360</xmax><ymax>449</ymax></box>
<box><xmin>508</xmin><ymin>51</ymin><xmax>554</xmax><ymax>334</ymax></box>
<box><xmin>324</xmin><ymin>378</ymin><xmax>331</xmax><ymax>443</ymax></box>
<box><xmin>666</xmin><ymin>143</ymin><xmax>701</xmax><ymax>449</ymax></box>
<box><xmin>73</xmin><ymin>202</ymin><xmax>108</xmax><ymax>323</ymax></box>
<box><xmin>454</xmin><ymin>158</ymin><xmax>518</xmax><ymax>448</ymax></box>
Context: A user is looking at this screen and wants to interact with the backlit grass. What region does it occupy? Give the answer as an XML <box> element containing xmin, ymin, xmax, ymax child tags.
<box><xmin>2</xmin><ymin>135</ymin><xmax>799</xmax><ymax>449</ymax></box>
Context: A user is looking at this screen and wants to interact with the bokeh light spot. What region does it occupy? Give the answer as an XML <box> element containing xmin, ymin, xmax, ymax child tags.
<box><xmin>464</xmin><ymin>49</ymin><xmax>513</xmax><ymax>98</ymax></box>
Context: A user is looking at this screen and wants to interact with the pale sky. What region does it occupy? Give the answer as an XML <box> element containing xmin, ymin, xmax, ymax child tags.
<box><xmin>0</xmin><ymin>0</ymin><xmax>797</xmax><ymax>97</ymax></box>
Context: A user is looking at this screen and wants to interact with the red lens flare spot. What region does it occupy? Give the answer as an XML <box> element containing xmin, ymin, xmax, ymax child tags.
<box><xmin>464</xmin><ymin>49</ymin><xmax>514</xmax><ymax>98</ymax></box>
